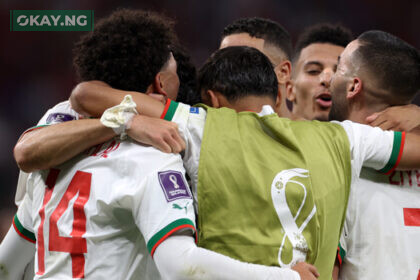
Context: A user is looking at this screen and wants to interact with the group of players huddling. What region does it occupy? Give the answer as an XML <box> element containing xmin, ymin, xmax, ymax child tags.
<box><xmin>0</xmin><ymin>8</ymin><xmax>419</xmax><ymax>280</ymax></box>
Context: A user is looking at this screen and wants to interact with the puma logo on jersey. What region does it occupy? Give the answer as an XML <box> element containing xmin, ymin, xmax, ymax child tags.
<box><xmin>172</xmin><ymin>202</ymin><xmax>190</xmax><ymax>214</ymax></box>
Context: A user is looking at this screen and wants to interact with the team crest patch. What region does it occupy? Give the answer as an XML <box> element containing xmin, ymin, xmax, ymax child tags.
<box><xmin>158</xmin><ymin>170</ymin><xmax>192</xmax><ymax>202</ymax></box>
<box><xmin>46</xmin><ymin>113</ymin><xmax>75</xmax><ymax>124</ymax></box>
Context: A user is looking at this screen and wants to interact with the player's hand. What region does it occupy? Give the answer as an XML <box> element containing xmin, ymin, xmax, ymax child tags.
<box><xmin>366</xmin><ymin>104</ymin><xmax>420</xmax><ymax>131</ymax></box>
<box><xmin>126</xmin><ymin>115</ymin><xmax>185</xmax><ymax>153</ymax></box>
<box><xmin>291</xmin><ymin>262</ymin><xmax>320</xmax><ymax>280</ymax></box>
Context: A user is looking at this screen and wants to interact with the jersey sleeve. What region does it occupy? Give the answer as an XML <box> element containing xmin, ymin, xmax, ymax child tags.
<box><xmin>132</xmin><ymin>153</ymin><xmax>197</xmax><ymax>257</ymax></box>
<box><xmin>160</xmin><ymin>99</ymin><xmax>206</xmax><ymax>195</ymax></box>
<box><xmin>23</xmin><ymin>101</ymin><xmax>79</xmax><ymax>135</ymax></box>
<box><xmin>336</xmin><ymin>120</ymin><xmax>405</xmax><ymax>176</ymax></box>
<box><xmin>13</xmin><ymin>193</ymin><xmax>35</xmax><ymax>244</ymax></box>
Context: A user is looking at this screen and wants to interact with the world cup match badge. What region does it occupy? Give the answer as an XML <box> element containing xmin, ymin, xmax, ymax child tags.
<box><xmin>158</xmin><ymin>171</ymin><xmax>192</xmax><ymax>202</ymax></box>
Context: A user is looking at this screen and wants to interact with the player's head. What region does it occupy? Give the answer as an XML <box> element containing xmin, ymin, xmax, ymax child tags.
<box><xmin>329</xmin><ymin>30</ymin><xmax>420</xmax><ymax>122</ymax></box>
<box><xmin>221</xmin><ymin>17</ymin><xmax>292</xmax><ymax>65</ymax></box>
<box><xmin>220</xmin><ymin>17</ymin><xmax>293</xmax><ymax>117</ymax></box>
<box><xmin>171</xmin><ymin>44</ymin><xmax>201</xmax><ymax>105</ymax></box>
<box><xmin>73</xmin><ymin>9</ymin><xmax>180</xmax><ymax>100</ymax></box>
<box><xmin>288</xmin><ymin>23</ymin><xmax>353</xmax><ymax>121</ymax></box>
<box><xmin>198</xmin><ymin>46</ymin><xmax>278</xmax><ymax>111</ymax></box>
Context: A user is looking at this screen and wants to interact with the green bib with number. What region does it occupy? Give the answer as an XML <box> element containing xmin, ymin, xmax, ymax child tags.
<box><xmin>197</xmin><ymin>106</ymin><xmax>351</xmax><ymax>280</ymax></box>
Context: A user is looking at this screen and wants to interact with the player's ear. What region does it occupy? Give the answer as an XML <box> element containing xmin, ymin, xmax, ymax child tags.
<box><xmin>347</xmin><ymin>77</ymin><xmax>362</xmax><ymax>100</ymax></box>
<box><xmin>152</xmin><ymin>72</ymin><xmax>168</xmax><ymax>97</ymax></box>
<box><xmin>205</xmin><ymin>90</ymin><xmax>221</xmax><ymax>108</ymax></box>
<box><xmin>275</xmin><ymin>60</ymin><xmax>291</xmax><ymax>84</ymax></box>
<box><xmin>286</xmin><ymin>79</ymin><xmax>296</xmax><ymax>103</ymax></box>
<box><xmin>274</xmin><ymin>87</ymin><xmax>282</xmax><ymax>113</ymax></box>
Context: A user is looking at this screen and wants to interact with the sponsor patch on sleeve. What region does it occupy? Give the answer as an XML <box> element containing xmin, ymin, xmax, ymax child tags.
<box><xmin>46</xmin><ymin>113</ymin><xmax>76</xmax><ymax>124</ymax></box>
<box><xmin>158</xmin><ymin>170</ymin><xmax>192</xmax><ymax>202</ymax></box>
<box><xmin>189</xmin><ymin>107</ymin><xmax>199</xmax><ymax>114</ymax></box>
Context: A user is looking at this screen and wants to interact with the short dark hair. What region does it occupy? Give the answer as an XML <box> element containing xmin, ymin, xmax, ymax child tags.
<box><xmin>171</xmin><ymin>44</ymin><xmax>201</xmax><ymax>105</ymax></box>
<box><xmin>73</xmin><ymin>9</ymin><xmax>176</xmax><ymax>92</ymax></box>
<box><xmin>355</xmin><ymin>30</ymin><xmax>420</xmax><ymax>101</ymax></box>
<box><xmin>294</xmin><ymin>23</ymin><xmax>353</xmax><ymax>62</ymax></box>
<box><xmin>198</xmin><ymin>46</ymin><xmax>278</xmax><ymax>103</ymax></box>
<box><xmin>222</xmin><ymin>17</ymin><xmax>292</xmax><ymax>60</ymax></box>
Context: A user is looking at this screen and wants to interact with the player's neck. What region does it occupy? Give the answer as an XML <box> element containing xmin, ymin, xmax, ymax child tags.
<box><xmin>348</xmin><ymin>103</ymin><xmax>390</xmax><ymax>125</ymax></box>
<box><xmin>230</xmin><ymin>96</ymin><xmax>276</xmax><ymax>113</ymax></box>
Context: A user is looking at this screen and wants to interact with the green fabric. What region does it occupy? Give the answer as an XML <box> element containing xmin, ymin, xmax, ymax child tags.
<box><xmin>147</xmin><ymin>218</ymin><xmax>195</xmax><ymax>255</ymax></box>
<box><xmin>378</xmin><ymin>131</ymin><xmax>401</xmax><ymax>173</ymax></box>
<box><xmin>197</xmin><ymin>106</ymin><xmax>351</xmax><ymax>280</ymax></box>
<box><xmin>163</xmin><ymin>100</ymin><xmax>179</xmax><ymax>121</ymax></box>
<box><xmin>14</xmin><ymin>214</ymin><xmax>36</xmax><ymax>242</ymax></box>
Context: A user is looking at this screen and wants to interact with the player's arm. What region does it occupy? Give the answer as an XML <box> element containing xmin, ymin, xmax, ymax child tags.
<box><xmin>70</xmin><ymin>80</ymin><xmax>165</xmax><ymax>118</ymax></box>
<box><xmin>339</xmin><ymin>121</ymin><xmax>420</xmax><ymax>174</ymax></box>
<box><xmin>0</xmin><ymin>225</ymin><xmax>35</xmax><ymax>280</ymax></box>
<box><xmin>366</xmin><ymin>104</ymin><xmax>420</xmax><ymax>131</ymax></box>
<box><xmin>154</xmin><ymin>235</ymin><xmax>319</xmax><ymax>280</ymax></box>
<box><xmin>14</xmin><ymin>119</ymin><xmax>116</xmax><ymax>172</ymax></box>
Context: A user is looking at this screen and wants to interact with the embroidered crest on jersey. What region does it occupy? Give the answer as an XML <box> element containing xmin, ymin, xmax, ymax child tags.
<box><xmin>46</xmin><ymin>113</ymin><xmax>76</xmax><ymax>124</ymax></box>
<box><xmin>158</xmin><ymin>171</ymin><xmax>192</xmax><ymax>202</ymax></box>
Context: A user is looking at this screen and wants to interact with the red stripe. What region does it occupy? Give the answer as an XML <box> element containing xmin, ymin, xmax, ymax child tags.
<box><xmin>416</xmin><ymin>270</ymin><xmax>420</xmax><ymax>280</ymax></box>
<box><xmin>385</xmin><ymin>131</ymin><xmax>406</xmax><ymax>175</ymax></box>
<box><xmin>403</xmin><ymin>208</ymin><xmax>420</xmax><ymax>226</ymax></box>
<box><xmin>150</xmin><ymin>224</ymin><xmax>196</xmax><ymax>257</ymax></box>
<box><xmin>160</xmin><ymin>99</ymin><xmax>172</xmax><ymax>119</ymax></box>
<box><xmin>336</xmin><ymin>246</ymin><xmax>342</xmax><ymax>267</ymax></box>
<box><xmin>12</xmin><ymin>219</ymin><xmax>35</xmax><ymax>244</ymax></box>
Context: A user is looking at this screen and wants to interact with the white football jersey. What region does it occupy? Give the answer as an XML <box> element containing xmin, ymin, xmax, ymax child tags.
<box><xmin>339</xmin><ymin>168</ymin><xmax>420</xmax><ymax>280</ymax></box>
<box><xmin>14</xmin><ymin>102</ymin><xmax>196</xmax><ymax>280</ymax></box>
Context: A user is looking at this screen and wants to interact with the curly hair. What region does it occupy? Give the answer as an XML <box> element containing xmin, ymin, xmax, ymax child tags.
<box><xmin>222</xmin><ymin>17</ymin><xmax>292</xmax><ymax>60</ymax></box>
<box><xmin>171</xmin><ymin>44</ymin><xmax>201</xmax><ymax>105</ymax></box>
<box><xmin>73</xmin><ymin>9</ymin><xmax>176</xmax><ymax>92</ymax></box>
<box><xmin>294</xmin><ymin>23</ymin><xmax>353</xmax><ymax>62</ymax></box>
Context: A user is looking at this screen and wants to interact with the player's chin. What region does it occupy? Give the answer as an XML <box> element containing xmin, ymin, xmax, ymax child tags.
<box><xmin>313</xmin><ymin>109</ymin><xmax>330</xmax><ymax>121</ymax></box>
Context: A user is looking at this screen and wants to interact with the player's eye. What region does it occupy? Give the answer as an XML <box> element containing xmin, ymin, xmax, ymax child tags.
<box><xmin>306</xmin><ymin>69</ymin><xmax>321</xmax><ymax>75</ymax></box>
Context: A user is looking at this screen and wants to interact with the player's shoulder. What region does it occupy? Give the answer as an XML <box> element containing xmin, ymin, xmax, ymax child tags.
<box><xmin>42</xmin><ymin>100</ymin><xmax>79</xmax><ymax>124</ymax></box>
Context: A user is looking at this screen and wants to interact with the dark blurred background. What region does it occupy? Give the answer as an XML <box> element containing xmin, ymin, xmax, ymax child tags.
<box><xmin>1</xmin><ymin>0</ymin><xmax>419</xmax><ymax>240</ymax></box>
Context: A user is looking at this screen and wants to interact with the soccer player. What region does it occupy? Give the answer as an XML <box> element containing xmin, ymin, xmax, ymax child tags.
<box><xmin>328</xmin><ymin>31</ymin><xmax>420</xmax><ymax>280</ymax></box>
<box><xmin>2</xmin><ymin>10</ymin><xmax>311</xmax><ymax>280</ymax></box>
<box><xmin>220</xmin><ymin>17</ymin><xmax>293</xmax><ymax>118</ymax></box>
<box><xmin>68</xmin><ymin>45</ymin><xmax>420</xmax><ymax>280</ymax></box>
<box><xmin>287</xmin><ymin>23</ymin><xmax>353</xmax><ymax>121</ymax></box>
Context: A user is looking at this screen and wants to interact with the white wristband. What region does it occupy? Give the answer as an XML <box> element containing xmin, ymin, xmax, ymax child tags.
<box><xmin>100</xmin><ymin>95</ymin><xmax>138</xmax><ymax>139</ymax></box>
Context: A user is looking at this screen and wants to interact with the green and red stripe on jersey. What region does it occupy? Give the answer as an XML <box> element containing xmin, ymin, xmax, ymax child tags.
<box><xmin>13</xmin><ymin>214</ymin><xmax>36</xmax><ymax>244</ymax></box>
<box><xmin>379</xmin><ymin>131</ymin><xmax>406</xmax><ymax>175</ymax></box>
<box><xmin>336</xmin><ymin>244</ymin><xmax>346</xmax><ymax>267</ymax></box>
<box><xmin>147</xmin><ymin>218</ymin><xmax>196</xmax><ymax>257</ymax></box>
<box><xmin>160</xmin><ymin>99</ymin><xmax>179</xmax><ymax>121</ymax></box>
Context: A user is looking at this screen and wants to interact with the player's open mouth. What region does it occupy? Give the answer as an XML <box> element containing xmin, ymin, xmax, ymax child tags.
<box><xmin>316</xmin><ymin>93</ymin><xmax>332</xmax><ymax>108</ymax></box>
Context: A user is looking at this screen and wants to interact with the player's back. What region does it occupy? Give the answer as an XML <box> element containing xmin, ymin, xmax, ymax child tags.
<box><xmin>22</xmin><ymin>138</ymin><xmax>193</xmax><ymax>279</ymax></box>
<box><xmin>340</xmin><ymin>168</ymin><xmax>420</xmax><ymax>280</ymax></box>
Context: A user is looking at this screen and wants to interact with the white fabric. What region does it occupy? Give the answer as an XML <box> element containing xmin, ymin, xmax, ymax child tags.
<box><xmin>0</xmin><ymin>226</ymin><xmax>35</xmax><ymax>280</ymax></box>
<box><xmin>339</xmin><ymin>168</ymin><xmax>420</xmax><ymax>280</ymax></box>
<box><xmin>154</xmin><ymin>235</ymin><xmax>301</xmax><ymax>280</ymax></box>
<box><xmin>15</xmin><ymin>101</ymin><xmax>80</xmax><ymax>206</ymax></box>
<box><xmin>17</xmin><ymin>137</ymin><xmax>196</xmax><ymax>280</ymax></box>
